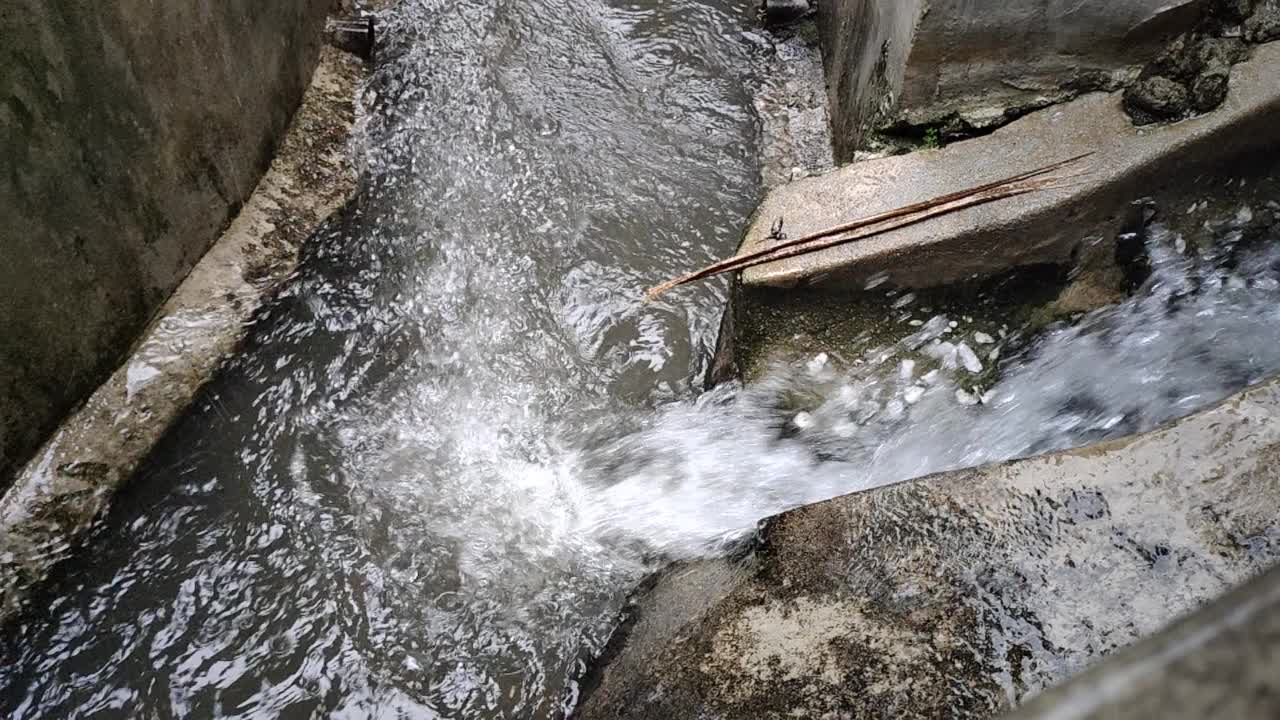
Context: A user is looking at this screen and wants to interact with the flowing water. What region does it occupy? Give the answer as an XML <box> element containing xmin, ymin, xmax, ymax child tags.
<box><xmin>4</xmin><ymin>1</ymin><xmax>1280</xmax><ymax>718</ymax></box>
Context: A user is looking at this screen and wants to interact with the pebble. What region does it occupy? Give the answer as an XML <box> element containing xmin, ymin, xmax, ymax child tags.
<box><xmin>973</xmin><ymin>332</ymin><xmax>994</xmax><ymax>345</ymax></box>
<box><xmin>892</xmin><ymin>293</ymin><xmax>917</xmax><ymax>309</ymax></box>
<box><xmin>899</xmin><ymin>359</ymin><xmax>915</xmax><ymax>380</ymax></box>
<box><xmin>928</xmin><ymin>341</ymin><xmax>959</xmax><ymax>369</ymax></box>
<box><xmin>955</xmin><ymin>389</ymin><xmax>979</xmax><ymax>406</ymax></box>
<box><xmin>903</xmin><ymin>386</ymin><xmax>925</xmax><ymax>404</ymax></box>
<box><xmin>793</xmin><ymin>411</ymin><xmax>814</xmax><ymax>429</ymax></box>
<box><xmin>956</xmin><ymin>343</ymin><xmax>983</xmax><ymax>373</ymax></box>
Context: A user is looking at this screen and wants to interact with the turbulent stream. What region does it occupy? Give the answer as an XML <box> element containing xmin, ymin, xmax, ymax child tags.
<box><xmin>3</xmin><ymin>1</ymin><xmax>1280</xmax><ymax>718</ymax></box>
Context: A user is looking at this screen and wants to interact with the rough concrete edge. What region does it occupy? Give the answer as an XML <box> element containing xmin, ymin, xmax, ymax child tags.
<box><xmin>0</xmin><ymin>45</ymin><xmax>366</xmax><ymax>623</ymax></box>
<box><xmin>1004</xmin><ymin>559</ymin><xmax>1280</xmax><ymax>720</ymax></box>
<box><xmin>740</xmin><ymin>39</ymin><xmax>1280</xmax><ymax>291</ymax></box>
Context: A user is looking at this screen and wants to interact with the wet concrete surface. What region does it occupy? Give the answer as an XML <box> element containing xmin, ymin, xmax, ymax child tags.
<box><xmin>578</xmin><ymin>374</ymin><xmax>1280</xmax><ymax>718</ymax></box>
<box><xmin>1008</xmin><ymin>559</ymin><xmax>1280</xmax><ymax>719</ymax></box>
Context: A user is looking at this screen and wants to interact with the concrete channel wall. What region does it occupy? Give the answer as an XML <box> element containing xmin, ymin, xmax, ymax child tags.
<box><xmin>817</xmin><ymin>0</ymin><xmax>1204</xmax><ymax>161</ymax></box>
<box><xmin>0</xmin><ymin>0</ymin><xmax>333</xmax><ymax>492</ymax></box>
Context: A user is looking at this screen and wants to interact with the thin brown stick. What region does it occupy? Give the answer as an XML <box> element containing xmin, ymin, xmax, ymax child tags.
<box><xmin>729</xmin><ymin>179</ymin><xmax>1056</xmax><ymax>275</ymax></box>
<box><xmin>645</xmin><ymin>153</ymin><xmax>1093</xmax><ymax>299</ymax></box>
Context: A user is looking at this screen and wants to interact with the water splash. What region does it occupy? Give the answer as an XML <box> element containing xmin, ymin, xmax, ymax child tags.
<box><xmin>577</xmin><ymin>221</ymin><xmax>1280</xmax><ymax>557</ymax></box>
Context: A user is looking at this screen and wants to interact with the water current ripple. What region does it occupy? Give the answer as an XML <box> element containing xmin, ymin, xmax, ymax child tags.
<box><xmin>3</xmin><ymin>1</ymin><xmax>1280</xmax><ymax>718</ymax></box>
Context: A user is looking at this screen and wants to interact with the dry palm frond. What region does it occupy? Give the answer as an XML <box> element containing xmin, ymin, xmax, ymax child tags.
<box><xmin>646</xmin><ymin>153</ymin><xmax>1093</xmax><ymax>300</ymax></box>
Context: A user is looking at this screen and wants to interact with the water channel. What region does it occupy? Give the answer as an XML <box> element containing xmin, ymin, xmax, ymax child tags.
<box><xmin>3</xmin><ymin>1</ymin><xmax>1280</xmax><ymax>718</ymax></box>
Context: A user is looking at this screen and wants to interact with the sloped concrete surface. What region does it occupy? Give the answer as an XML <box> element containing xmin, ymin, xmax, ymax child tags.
<box><xmin>1007</xmin><ymin>562</ymin><xmax>1280</xmax><ymax>719</ymax></box>
<box><xmin>576</xmin><ymin>375</ymin><xmax>1280</xmax><ymax>718</ymax></box>
<box><xmin>741</xmin><ymin>41</ymin><xmax>1280</xmax><ymax>292</ymax></box>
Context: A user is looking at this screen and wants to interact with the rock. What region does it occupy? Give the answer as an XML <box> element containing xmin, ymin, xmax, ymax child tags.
<box><xmin>1245</xmin><ymin>0</ymin><xmax>1280</xmax><ymax>41</ymax></box>
<box><xmin>1124</xmin><ymin>75</ymin><xmax>1192</xmax><ymax>123</ymax></box>
<box><xmin>1192</xmin><ymin>70</ymin><xmax>1231</xmax><ymax>112</ymax></box>
<box><xmin>1196</xmin><ymin>36</ymin><xmax>1251</xmax><ymax>69</ymax></box>
<box><xmin>1207</xmin><ymin>0</ymin><xmax>1257</xmax><ymax>24</ymax></box>
<box><xmin>1128</xmin><ymin>34</ymin><xmax>1247</xmax><ymax>121</ymax></box>
<box><xmin>1147</xmin><ymin>34</ymin><xmax>1202</xmax><ymax>82</ymax></box>
<box><xmin>577</xmin><ymin>375</ymin><xmax>1280</xmax><ymax>719</ymax></box>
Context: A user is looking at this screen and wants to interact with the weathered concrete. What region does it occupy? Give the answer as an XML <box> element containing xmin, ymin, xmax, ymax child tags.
<box><xmin>0</xmin><ymin>0</ymin><xmax>332</xmax><ymax>492</ymax></box>
<box><xmin>715</xmin><ymin>149</ymin><xmax>1280</xmax><ymax>389</ymax></box>
<box><xmin>577</xmin><ymin>374</ymin><xmax>1280</xmax><ymax>719</ymax></box>
<box><xmin>740</xmin><ymin>41</ymin><xmax>1280</xmax><ymax>292</ymax></box>
<box><xmin>1008</xmin><ymin>562</ymin><xmax>1280</xmax><ymax>719</ymax></box>
<box><xmin>0</xmin><ymin>46</ymin><xmax>363</xmax><ymax>623</ymax></box>
<box><xmin>753</xmin><ymin>19</ymin><xmax>835</xmax><ymax>189</ymax></box>
<box><xmin>817</xmin><ymin>0</ymin><xmax>1204</xmax><ymax>160</ymax></box>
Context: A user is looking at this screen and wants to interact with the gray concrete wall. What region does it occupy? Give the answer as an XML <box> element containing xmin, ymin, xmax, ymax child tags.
<box><xmin>0</xmin><ymin>0</ymin><xmax>332</xmax><ymax>490</ymax></box>
<box><xmin>817</xmin><ymin>0</ymin><xmax>1202</xmax><ymax>161</ymax></box>
<box><xmin>815</xmin><ymin>0</ymin><xmax>922</xmax><ymax>162</ymax></box>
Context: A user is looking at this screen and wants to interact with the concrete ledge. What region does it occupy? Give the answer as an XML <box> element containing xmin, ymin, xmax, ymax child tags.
<box><xmin>577</xmin><ymin>374</ymin><xmax>1280</xmax><ymax>718</ymax></box>
<box><xmin>0</xmin><ymin>47</ymin><xmax>363</xmax><ymax>622</ymax></box>
<box><xmin>741</xmin><ymin>41</ymin><xmax>1280</xmax><ymax>292</ymax></box>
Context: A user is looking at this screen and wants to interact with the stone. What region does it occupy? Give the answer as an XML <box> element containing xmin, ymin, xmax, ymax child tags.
<box><xmin>734</xmin><ymin>42</ymin><xmax>1280</xmax><ymax>292</ymax></box>
<box><xmin>1147</xmin><ymin>34</ymin><xmax>1203</xmax><ymax>82</ymax></box>
<box><xmin>1125</xmin><ymin>75</ymin><xmax>1193</xmax><ymax>123</ymax></box>
<box><xmin>1245</xmin><ymin>0</ymin><xmax>1280</xmax><ymax>41</ymax></box>
<box><xmin>1127</xmin><ymin>34</ymin><xmax>1248</xmax><ymax>121</ymax></box>
<box><xmin>577</xmin><ymin>375</ymin><xmax>1280</xmax><ymax>719</ymax></box>
<box><xmin>1196</xmin><ymin>35</ymin><xmax>1251</xmax><ymax>69</ymax></box>
<box><xmin>1206</xmin><ymin>0</ymin><xmax>1257</xmax><ymax>24</ymax></box>
<box><xmin>1192</xmin><ymin>70</ymin><xmax>1231</xmax><ymax>112</ymax></box>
